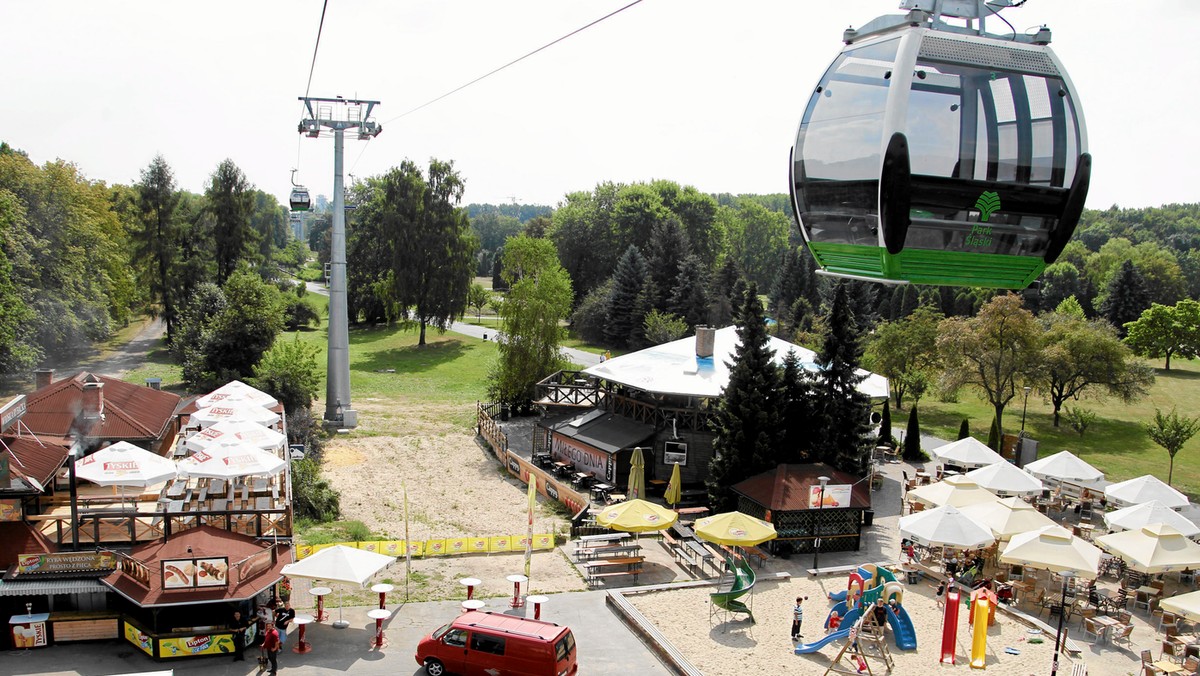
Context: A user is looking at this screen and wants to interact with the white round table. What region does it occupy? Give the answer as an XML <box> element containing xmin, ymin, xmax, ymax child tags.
<box><xmin>371</xmin><ymin>583</ymin><xmax>394</xmax><ymax>609</ymax></box>
<box><xmin>310</xmin><ymin>586</ymin><xmax>332</xmax><ymax>622</ymax></box>
<box><xmin>526</xmin><ymin>594</ymin><xmax>549</xmax><ymax>620</ymax></box>
<box><xmin>506</xmin><ymin>574</ymin><xmax>528</xmax><ymax>608</ymax></box>
<box><xmin>367</xmin><ymin>608</ymin><xmax>392</xmax><ymax>648</ymax></box>
<box><xmin>291</xmin><ymin>613</ymin><xmax>315</xmax><ymax>653</ymax></box>
<box><xmin>461</xmin><ymin>599</ymin><xmax>486</xmax><ymax>613</ymax></box>
<box><xmin>459</xmin><ymin>577</ymin><xmax>482</xmax><ymax>600</ymax></box>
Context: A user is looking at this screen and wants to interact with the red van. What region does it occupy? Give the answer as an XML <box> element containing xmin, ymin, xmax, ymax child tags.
<box><xmin>415</xmin><ymin>610</ymin><xmax>578</xmax><ymax>676</ymax></box>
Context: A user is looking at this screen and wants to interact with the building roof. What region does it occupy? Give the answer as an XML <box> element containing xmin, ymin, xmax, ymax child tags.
<box><xmin>0</xmin><ymin>576</ymin><xmax>107</xmax><ymax>597</ymax></box>
<box><xmin>1</xmin><ymin>435</ymin><xmax>69</xmax><ymax>492</ymax></box>
<box><xmin>23</xmin><ymin>372</ymin><xmax>181</xmax><ymax>442</ymax></box>
<box><xmin>0</xmin><ymin>521</ymin><xmax>57</xmax><ymax>569</ymax></box>
<box><xmin>550</xmin><ymin>410</ymin><xmax>655</xmax><ymax>454</ymax></box>
<box><xmin>732</xmin><ymin>463</ymin><xmax>872</xmax><ymax>511</ymax></box>
<box><xmin>102</xmin><ymin>525</ymin><xmax>292</xmax><ymax>608</ymax></box>
<box><xmin>583</xmin><ymin>326</ymin><xmax>888</xmax><ymax>400</ymax></box>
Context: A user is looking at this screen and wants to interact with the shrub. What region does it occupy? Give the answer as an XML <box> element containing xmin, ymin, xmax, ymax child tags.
<box><xmin>1065</xmin><ymin>406</ymin><xmax>1098</xmax><ymax>437</ymax></box>
<box><xmin>958</xmin><ymin>418</ymin><xmax>970</xmax><ymax>440</ymax></box>
<box><xmin>903</xmin><ymin>405</ymin><xmax>925</xmax><ymax>461</ymax></box>
<box><xmin>291</xmin><ymin>457</ymin><xmax>340</xmax><ymax>522</ymax></box>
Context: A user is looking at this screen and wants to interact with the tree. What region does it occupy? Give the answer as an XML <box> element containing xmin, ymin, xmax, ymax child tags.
<box><xmin>780</xmin><ymin>349</ymin><xmax>820</xmax><ymax>462</ymax></box>
<box><xmin>643</xmin><ymin>310</ymin><xmax>689</xmax><ymax>345</ymax></box>
<box><xmin>957</xmin><ymin>419</ymin><xmax>970</xmax><ymax>441</ymax></box>
<box><xmin>569</xmin><ymin>279</ymin><xmax>612</xmax><ymax>345</ymax></box>
<box><xmin>605</xmin><ymin>246</ymin><xmax>648</xmax><ymax>348</ymax></box>
<box><xmin>1146</xmin><ymin>407</ymin><xmax>1200</xmax><ymax>485</ymax></box>
<box><xmin>182</xmin><ymin>272</ymin><xmax>283</xmax><ymax>391</ymax></box>
<box><xmin>668</xmin><ymin>254</ymin><xmax>710</xmax><ymax>331</ymax></box>
<box><xmin>987</xmin><ymin>415</ymin><xmax>1000</xmax><ymax>451</ymax></box>
<box><xmin>721</xmin><ymin>199</ymin><xmax>791</xmax><ymax>287</ymax></box>
<box><xmin>938</xmin><ymin>294</ymin><xmax>1041</xmax><ymax>441</ymax></box>
<box><xmin>291</xmin><ymin>457</ymin><xmax>340</xmax><ymax>522</ymax></box>
<box><xmin>903</xmin><ymin>405</ymin><xmax>923</xmax><ymax>461</ymax></box>
<box><xmin>878</xmin><ymin>399</ymin><xmax>893</xmax><ymax>448</ymax></box>
<box><xmin>1125</xmin><ymin>300</ymin><xmax>1200</xmax><ymax>370</ymax></box>
<box><xmin>1098</xmin><ymin>260</ymin><xmax>1151</xmax><ymax>337</ymax></box>
<box><xmin>133</xmin><ymin>155</ymin><xmax>182</xmax><ymax>342</ymax></box>
<box><xmin>467</xmin><ymin>283</ymin><xmax>490</xmax><ymax>323</ymax></box>
<box><xmin>1065</xmin><ymin>406</ymin><xmax>1097</xmax><ymax>437</ymax></box>
<box><xmin>706</xmin><ymin>284</ymin><xmax>785</xmax><ymax>511</ymax></box>
<box><xmin>643</xmin><ymin>219</ymin><xmax>692</xmax><ymax>313</ymax></box>
<box><xmin>206</xmin><ymin>159</ymin><xmax>255</xmax><ymax>285</ymax></box>
<box><xmin>865</xmin><ymin>305</ymin><xmax>943</xmax><ymax>408</ymax></box>
<box><xmin>281</xmin><ymin>291</ymin><xmax>321</xmax><ymax>331</ymax></box>
<box><xmin>1039</xmin><ymin>311</ymin><xmax>1154</xmax><ymax>426</ymax></box>
<box><xmin>811</xmin><ymin>282</ymin><xmax>873</xmax><ymax>474</ymax></box>
<box><xmin>0</xmin><ymin>189</ymin><xmax>36</xmax><ymax>375</ymax></box>
<box><xmin>252</xmin><ymin>333</ymin><xmax>322</xmax><ymax>415</ymax></box>
<box><xmin>370</xmin><ymin>159</ymin><xmax>477</xmax><ymax>345</ymax></box>
<box><xmin>489</xmin><ymin>236</ymin><xmax>573</xmax><ymax>406</ymax></box>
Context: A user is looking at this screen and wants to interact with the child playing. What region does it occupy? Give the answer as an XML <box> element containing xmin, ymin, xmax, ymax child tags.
<box><xmin>791</xmin><ymin>596</ymin><xmax>807</xmax><ymax>641</ymax></box>
<box><xmin>827</xmin><ymin>610</ymin><xmax>842</xmax><ymax>633</ymax></box>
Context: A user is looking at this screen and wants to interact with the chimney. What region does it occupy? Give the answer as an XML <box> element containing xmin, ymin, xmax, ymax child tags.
<box><xmin>145</xmin><ymin>377</ymin><xmax>162</xmax><ymax>391</ymax></box>
<box><xmin>695</xmin><ymin>325</ymin><xmax>715</xmax><ymax>359</ymax></box>
<box><xmin>82</xmin><ymin>382</ymin><xmax>104</xmax><ymax>421</ymax></box>
<box><xmin>34</xmin><ymin>368</ymin><xmax>54</xmax><ymax>390</ymax></box>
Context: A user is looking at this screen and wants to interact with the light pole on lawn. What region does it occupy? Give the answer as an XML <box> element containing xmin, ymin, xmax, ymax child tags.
<box><xmin>812</xmin><ymin>475</ymin><xmax>830</xmax><ymax>571</ymax></box>
<box><xmin>1020</xmin><ymin>386</ymin><xmax>1032</xmax><ymax>435</ymax></box>
<box><xmin>1050</xmin><ymin>571</ymin><xmax>1074</xmax><ymax>676</ymax></box>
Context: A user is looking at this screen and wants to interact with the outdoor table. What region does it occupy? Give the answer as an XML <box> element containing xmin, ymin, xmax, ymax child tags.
<box><xmin>606</xmin><ymin>493</ymin><xmax>627</xmax><ymax>504</ymax></box>
<box><xmin>526</xmin><ymin>595</ymin><xmax>548</xmax><ymax>620</ymax></box>
<box><xmin>252</xmin><ymin>477</ymin><xmax>268</xmax><ymax>495</ymax></box>
<box><xmin>686</xmin><ymin>540</ymin><xmax>715</xmax><ymax>573</ymax></box>
<box><xmin>1154</xmin><ymin>660</ymin><xmax>1184</xmax><ymax>674</ymax></box>
<box><xmin>916</xmin><ymin>471</ymin><xmax>932</xmax><ymax>485</ymax></box>
<box><xmin>672</xmin><ymin>523</ymin><xmax>695</xmax><ymax>540</ymax></box>
<box><xmin>371</xmin><ymin>583</ymin><xmax>394</xmax><ymax>609</ymax></box>
<box><xmin>210</xmin><ymin>478</ymin><xmax>226</xmax><ymax>495</ymax></box>
<box><xmin>507</xmin><ymin>574</ymin><xmax>528</xmax><ymax>608</ymax></box>
<box><xmin>577</xmin><ymin>543</ymin><xmax>641</xmax><ymax>560</ymax></box>
<box><xmin>461</xmin><ymin>599</ymin><xmax>486</xmax><ymax>613</ymax></box>
<box><xmin>367</xmin><ymin>608</ymin><xmax>391</xmax><ymax>648</ymax></box>
<box><xmin>310</xmin><ymin>586</ymin><xmax>332</xmax><ymax>622</ymax></box>
<box><xmin>167</xmin><ymin>481</ymin><xmax>187</xmax><ymax>499</ymax></box>
<box><xmin>1092</xmin><ymin>615</ymin><xmax>1120</xmax><ymax>643</ymax></box>
<box><xmin>255</xmin><ymin>496</ymin><xmax>271</xmax><ymax>511</ymax></box>
<box><xmin>577</xmin><ymin>533</ymin><xmax>629</xmax><ymax>545</ymax></box>
<box><xmin>583</xmin><ymin>557</ymin><xmax>644</xmax><ymax>583</ymax></box>
<box><xmin>458</xmin><ymin>577</ymin><xmax>482</xmax><ymax>600</ymax></box>
<box><xmin>291</xmin><ymin>613</ymin><xmax>314</xmax><ymax>653</ymax></box>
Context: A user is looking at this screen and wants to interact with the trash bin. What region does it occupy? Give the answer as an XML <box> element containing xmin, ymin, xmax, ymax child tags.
<box><xmin>862</xmin><ymin>510</ymin><xmax>875</xmax><ymax>527</ymax></box>
<box><xmin>500</xmin><ymin>405</ymin><xmax>510</xmax><ymax>421</ymax></box>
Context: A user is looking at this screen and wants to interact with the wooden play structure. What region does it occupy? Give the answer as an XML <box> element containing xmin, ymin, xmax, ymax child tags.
<box><xmin>823</xmin><ymin>613</ymin><xmax>894</xmax><ymax>675</ymax></box>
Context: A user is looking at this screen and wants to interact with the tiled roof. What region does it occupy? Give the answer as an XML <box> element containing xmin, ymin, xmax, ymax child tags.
<box><xmin>1</xmin><ymin>435</ymin><xmax>69</xmax><ymax>490</ymax></box>
<box><xmin>0</xmin><ymin>521</ymin><xmax>57</xmax><ymax>569</ymax></box>
<box><xmin>102</xmin><ymin>525</ymin><xmax>293</xmax><ymax>608</ymax></box>
<box><xmin>23</xmin><ymin>372</ymin><xmax>180</xmax><ymax>442</ymax></box>
<box><xmin>732</xmin><ymin>463</ymin><xmax>872</xmax><ymax>511</ymax></box>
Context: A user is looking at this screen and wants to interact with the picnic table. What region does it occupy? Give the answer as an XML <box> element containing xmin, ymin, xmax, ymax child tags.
<box><xmin>583</xmin><ymin>556</ymin><xmax>644</xmax><ymax>584</ymax></box>
<box><xmin>685</xmin><ymin>539</ymin><xmax>716</xmax><ymax>573</ymax></box>
<box><xmin>578</xmin><ymin>532</ymin><xmax>629</xmax><ymax>544</ymax></box>
<box><xmin>671</xmin><ymin>523</ymin><xmax>695</xmax><ymax>540</ymax></box>
<box><xmin>576</xmin><ymin>543</ymin><xmax>641</xmax><ymax>561</ymax></box>
<box><xmin>166</xmin><ymin>481</ymin><xmax>187</xmax><ymax>499</ymax></box>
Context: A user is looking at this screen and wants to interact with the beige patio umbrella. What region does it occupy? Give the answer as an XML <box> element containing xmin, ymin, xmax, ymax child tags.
<box><xmin>960</xmin><ymin>497</ymin><xmax>1057</xmax><ymax>541</ymax></box>
<box><xmin>1161</xmin><ymin>590</ymin><xmax>1200</xmax><ymax>623</ymax></box>
<box><xmin>1104</xmin><ymin>500</ymin><xmax>1200</xmax><ymax>537</ymax></box>
<box><xmin>907</xmin><ymin>475</ymin><xmax>1001</xmax><ymax>509</ymax></box>
<box><xmin>1094</xmin><ymin>523</ymin><xmax>1200</xmax><ymax>574</ymax></box>
<box><xmin>664</xmin><ymin>462</ymin><xmax>682</xmax><ymax>509</ymax></box>
<box><xmin>627</xmin><ymin>447</ymin><xmax>645</xmax><ymax>501</ymax></box>
<box><xmin>964</xmin><ymin>461</ymin><xmax>1044</xmax><ymax>497</ymax></box>
<box><xmin>931</xmin><ymin>436</ymin><xmax>1006</xmax><ymax>469</ymax></box>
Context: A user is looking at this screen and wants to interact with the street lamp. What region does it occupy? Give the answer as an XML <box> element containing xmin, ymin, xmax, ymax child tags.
<box><xmin>813</xmin><ymin>475</ymin><xmax>830</xmax><ymax>571</ymax></box>
<box><xmin>1020</xmin><ymin>386</ymin><xmax>1032</xmax><ymax>435</ymax></box>
<box><xmin>1050</xmin><ymin>572</ymin><xmax>1074</xmax><ymax>676</ymax></box>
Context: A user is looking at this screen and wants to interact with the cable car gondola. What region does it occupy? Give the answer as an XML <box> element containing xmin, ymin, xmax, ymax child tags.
<box><xmin>789</xmin><ymin>0</ymin><xmax>1090</xmax><ymax>289</ymax></box>
<box><xmin>289</xmin><ymin>169</ymin><xmax>311</xmax><ymax>212</ymax></box>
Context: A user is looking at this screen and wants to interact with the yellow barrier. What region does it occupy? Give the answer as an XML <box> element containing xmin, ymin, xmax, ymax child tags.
<box><xmin>296</xmin><ymin>534</ymin><xmax>556</xmax><ymax>559</ymax></box>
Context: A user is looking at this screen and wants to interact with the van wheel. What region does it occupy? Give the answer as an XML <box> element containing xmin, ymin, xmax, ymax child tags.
<box><xmin>424</xmin><ymin>658</ymin><xmax>447</xmax><ymax>676</ymax></box>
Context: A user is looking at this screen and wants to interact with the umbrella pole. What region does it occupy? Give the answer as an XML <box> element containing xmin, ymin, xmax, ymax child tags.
<box><xmin>333</xmin><ymin>587</ymin><xmax>349</xmax><ymax>629</ymax></box>
<box><xmin>1050</xmin><ymin>574</ymin><xmax>1070</xmax><ymax>676</ymax></box>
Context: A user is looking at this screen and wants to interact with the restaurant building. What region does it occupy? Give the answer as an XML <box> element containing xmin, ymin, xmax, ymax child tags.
<box><xmin>731</xmin><ymin>463</ymin><xmax>873</xmax><ymax>555</ymax></box>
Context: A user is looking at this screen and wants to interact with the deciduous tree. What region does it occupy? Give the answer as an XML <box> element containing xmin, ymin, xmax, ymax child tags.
<box><xmin>206</xmin><ymin>159</ymin><xmax>255</xmax><ymax>285</ymax></box>
<box><xmin>1147</xmin><ymin>407</ymin><xmax>1200</xmax><ymax>485</ymax></box>
<box><xmin>1039</xmin><ymin>311</ymin><xmax>1154</xmax><ymax>426</ymax></box>
<box><xmin>133</xmin><ymin>155</ymin><xmax>182</xmax><ymax>342</ymax></box>
<box><xmin>1124</xmin><ymin>300</ymin><xmax>1200</xmax><ymax>370</ymax></box>
<box><xmin>865</xmin><ymin>305</ymin><xmax>943</xmax><ymax>408</ymax></box>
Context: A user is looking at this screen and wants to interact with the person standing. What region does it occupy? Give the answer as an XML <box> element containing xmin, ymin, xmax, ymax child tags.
<box><xmin>274</xmin><ymin>602</ymin><xmax>295</xmax><ymax>648</ymax></box>
<box><xmin>230</xmin><ymin>610</ymin><xmax>248</xmax><ymax>662</ymax></box>
<box><xmin>261</xmin><ymin>623</ymin><xmax>281</xmax><ymax>675</ymax></box>
<box><xmin>791</xmin><ymin>596</ymin><xmax>807</xmax><ymax>641</ymax></box>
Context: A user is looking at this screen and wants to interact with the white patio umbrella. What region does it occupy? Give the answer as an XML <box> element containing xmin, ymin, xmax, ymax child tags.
<box><xmin>1104</xmin><ymin>474</ymin><xmax>1189</xmax><ymax>510</ymax></box>
<box><xmin>190</xmin><ymin>404</ymin><xmax>280</xmax><ymax>429</ymax></box>
<box><xmin>960</xmin><ymin>497</ymin><xmax>1058</xmax><ymax>541</ymax></box>
<box><xmin>1023</xmin><ymin>450</ymin><xmax>1104</xmax><ymax>484</ymax></box>
<box><xmin>899</xmin><ymin>504</ymin><xmax>996</xmax><ymax>549</ymax></box>
<box><xmin>185</xmin><ymin>420</ymin><xmax>287</xmax><ymax>453</ymax></box>
<box><xmin>74</xmin><ymin>441</ymin><xmax>178</xmax><ymax>505</ymax></box>
<box><xmin>196</xmin><ymin>380</ymin><xmax>278</xmax><ymax>409</ymax></box>
<box><xmin>281</xmin><ymin>545</ymin><xmax>396</xmax><ymax>627</ymax></box>
<box><xmin>965</xmin><ymin>461</ymin><xmax>1044</xmax><ymax>497</ymax></box>
<box><xmin>907</xmin><ymin>475</ymin><xmax>1001</xmax><ymax>509</ymax></box>
<box><xmin>1161</xmin><ymin>590</ymin><xmax>1200</xmax><ymax>623</ymax></box>
<box><xmin>931</xmin><ymin>436</ymin><xmax>1006</xmax><ymax>470</ymax></box>
<box><xmin>1104</xmin><ymin>500</ymin><xmax>1200</xmax><ymax>537</ymax></box>
<box><xmin>1095</xmin><ymin>524</ymin><xmax>1200</xmax><ymax>574</ymax></box>
<box><xmin>176</xmin><ymin>440</ymin><xmax>286</xmax><ymax>479</ymax></box>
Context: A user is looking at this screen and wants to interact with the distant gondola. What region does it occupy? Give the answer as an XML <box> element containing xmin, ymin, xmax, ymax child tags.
<box><xmin>789</xmin><ymin>0</ymin><xmax>1090</xmax><ymax>289</ymax></box>
<box><xmin>289</xmin><ymin>186</ymin><xmax>311</xmax><ymax>212</ymax></box>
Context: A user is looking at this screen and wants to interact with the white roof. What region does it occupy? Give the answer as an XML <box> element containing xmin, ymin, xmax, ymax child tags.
<box><xmin>932</xmin><ymin>437</ymin><xmax>1006</xmax><ymax>469</ymax></box>
<box><xmin>1023</xmin><ymin>450</ymin><xmax>1104</xmax><ymax>483</ymax></box>
<box><xmin>582</xmin><ymin>326</ymin><xmax>888</xmax><ymax>399</ymax></box>
<box><xmin>1104</xmin><ymin>475</ymin><xmax>1189</xmax><ymax>509</ymax></box>
<box><xmin>280</xmin><ymin>545</ymin><xmax>396</xmax><ymax>588</ymax></box>
<box><xmin>1104</xmin><ymin>500</ymin><xmax>1200</xmax><ymax>537</ymax></box>
<box><xmin>965</xmin><ymin>462</ymin><xmax>1044</xmax><ymax>497</ymax></box>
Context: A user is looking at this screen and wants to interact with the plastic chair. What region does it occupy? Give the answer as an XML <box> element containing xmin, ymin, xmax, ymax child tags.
<box><xmin>1111</xmin><ymin>623</ymin><xmax>1134</xmax><ymax>648</ymax></box>
<box><xmin>1082</xmin><ymin>617</ymin><xmax>1102</xmax><ymax>642</ymax></box>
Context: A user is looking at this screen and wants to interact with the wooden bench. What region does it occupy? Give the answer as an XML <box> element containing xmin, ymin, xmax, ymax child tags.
<box><xmin>660</xmin><ymin>529</ymin><xmax>679</xmax><ymax>553</ymax></box>
<box><xmin>807</xmin><ymin>563</ymin><xmax>865</xmax><ymax>577</ymax></box>
<box><xmin>744</xmin><ymin>545</ymin><xmax>769</xmax><ymax>568</ymax></box>
<box><xmin>1069</xmin><ymin>662</ymin><xmax>1087</xmax><ymax>676</ymax></box>
<box><xmin>674</xmin><ymin>546</ymin><xmax>700</xmax><ymax>571</ymax></box>
<box><xmin>588</xmin><ymin>568</ymin><xmax>642</xmax><ymax>585</ymax></box>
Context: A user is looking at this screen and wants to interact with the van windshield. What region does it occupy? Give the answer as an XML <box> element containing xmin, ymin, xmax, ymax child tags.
<box><xmin>555</xmin><ymin>631</ymin><xmax>576</xmax><ymax>662</ymax></box>
<box><xmin>431</xmin><ymin>624</ymin><xmax>451</xmax><ymax>640</ymax></box>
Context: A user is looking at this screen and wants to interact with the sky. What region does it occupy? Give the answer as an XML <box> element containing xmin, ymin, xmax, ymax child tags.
<box><xmin>1</xmin><ymin>1</ymin><xmax>1196</xmax><ymax>211</ymax></box>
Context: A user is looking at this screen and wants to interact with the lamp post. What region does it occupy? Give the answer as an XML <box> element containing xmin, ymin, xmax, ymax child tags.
<box><xmin>812</xmin><ymin>475</ymin><xmax>830</xmax><ymax>571</ymax></box>
<box><xmin>1020</xmin><ymin>386</ymin><xmax>1032</xmax><ymax>435</ymax></box>
<box><xmin>1050</xmin><ymin>572</ymin><xmax>1073</xmax><ymax>676</ymax></box>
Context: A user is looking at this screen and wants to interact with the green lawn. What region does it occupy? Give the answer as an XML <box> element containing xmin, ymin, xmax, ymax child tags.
<box><xmin>910</xmin><ymin>357</ymin><xmax>1200</xmax><ymax>499</ymax></box>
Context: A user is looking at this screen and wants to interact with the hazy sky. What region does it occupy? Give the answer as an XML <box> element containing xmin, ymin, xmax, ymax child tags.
<box><xmin>1</xmin><ymin>1</ymin><xmax>1195</xmax><ymax>211</ymax></box>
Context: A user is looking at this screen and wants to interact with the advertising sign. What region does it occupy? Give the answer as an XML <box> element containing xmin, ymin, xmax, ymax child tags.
<box><xmin>550</xmin><ymin>434</ymin><xmax>608</xmax><ymax>477</ymax></box>
<box><xmin>162</xmin><ymin>559</ymin><xmax>196</xmax><ymax>589</ymax></box>
<box><xmin>159</xmin><ymin>632</ymin><xmax>235</xmax><ymax>657</ymax></box>
<box><xmin>236</xmin><ymin>548</ymin><xmax>274</xmax><ymax>582</ymax></box>
<box><xmin>194</xmin><ymin>557</ymin><xmax>229</xmax><ymax>587</ymax></box>
<box><xmin>163</xmin><ymin>557</ymin><xmax>229</xmax><ymax>589</ymax></box>
<box><xmin>123</xmin><ymin>620</ymin><xmax>154</xmax><ymax>656</ymax></box>
<box><xmin>0</xmin><ymin>499</ymin><xmax>21</xmax><ymax>522</ymax></box>
<box><xmin>0</xmin><ymin>394</ymin><xmax>26</xmax><ymax>431</ymax></box>
<box><xmin>808</xmin><ymin>484</ymin><xmax>854</xmax><ymax>509</ymax></box>
<box><xmin>17</xmin><ymin>552</ymin><xmax>115</xmax><ymax>575</ymax></box>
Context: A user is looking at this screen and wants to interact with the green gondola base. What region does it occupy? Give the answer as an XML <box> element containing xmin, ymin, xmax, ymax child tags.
<box><xmin>806</xmin><ymin>242</ymin><xmax>1045</xmax><ymax>290</ymax></box>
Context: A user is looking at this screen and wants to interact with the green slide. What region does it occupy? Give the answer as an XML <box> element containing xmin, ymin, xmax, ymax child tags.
<box><xmin>710</xmin><ymin>555</ymin><xmax>757</xmax><ymax>622</ymax></box>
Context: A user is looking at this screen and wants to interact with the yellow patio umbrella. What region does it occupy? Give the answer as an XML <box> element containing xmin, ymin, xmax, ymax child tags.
<box><xmin>595</xmin><ymin>499</ymin><xmax>678</xmax><ymax>533</ymax></box>
<box><xmin>1160</xmin><ymin>590</ymin><xmax>1200</xmax><ymax>623</ymax></box>
<box><xmin>1094</xmin><ymin>523</ymin><xmax>1200</xmax><ymax>574</ymax></box>
<box><xmin>664</xmin><ymin>461</ymin><xmax>682</xmax><ymax>509</ymax></box>
<box><xmin>627</xmin><ymin>447</ymin><xmax>645</xmax><ymax>500</ymax></box>
<box><xmin>694</xmin><ymin>511</ymin><xmax>777</xmax><ymax>547</ymax></box>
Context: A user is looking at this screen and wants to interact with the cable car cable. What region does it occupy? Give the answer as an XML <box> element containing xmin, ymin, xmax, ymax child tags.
<box><xmin>296</xmin><ymin>0</ymin><xmax>331</xmax><ymax>173</ymax></box>
<box><xmin>379</xmin><ymin>0</ymin><xmax>645</xmax><ymax>126</ymax></box>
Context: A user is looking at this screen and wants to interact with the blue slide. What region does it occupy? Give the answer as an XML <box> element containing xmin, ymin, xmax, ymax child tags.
<box><xmin>827</xmin><ymin>588</ymin><xmax>848</xmax><ymax>602</ymax></box>
<box><xmin>795</xmin><ymin>606</ymin><xmax>861</xmax><ymax>655</ymax></box>
<box><xmin>886</xmin><ymin>606</ymin><xmax>917</xmax><ymax>650</ymax></box>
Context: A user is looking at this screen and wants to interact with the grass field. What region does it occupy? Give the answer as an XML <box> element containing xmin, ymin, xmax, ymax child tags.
<box><xmin>910</xmin><ymin>357</ymin><xmax>1200</xmax><ymax>499</ymax></box>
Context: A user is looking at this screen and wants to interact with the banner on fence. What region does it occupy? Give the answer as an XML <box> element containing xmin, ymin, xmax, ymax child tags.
<box><xmin>296</xmin><ymin>535</ymin><xmax>555</xmax><ymax>559</ymax></box>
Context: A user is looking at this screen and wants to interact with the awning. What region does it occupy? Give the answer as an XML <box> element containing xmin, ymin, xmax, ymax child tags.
<box><xmin>550</xmin><ymin>410</ymin><xmax>655</xmax><ymax>455</ymax></box>
<box><xmin>0</xmin><ymin>577</ymin><xmax>108</xmax><ymax>597</ymax></box>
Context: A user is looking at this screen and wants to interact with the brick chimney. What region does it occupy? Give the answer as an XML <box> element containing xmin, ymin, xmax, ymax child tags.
<box><xmin>34</xmin><ymin>368</ymin><xmax>54</xmax><ymax>390</ymax></box>
<box><xmin>695</xmin><ymin>325</ymin><xmax>715</xmax><ymax>359</ymax></box>
<box><xmin>82</xmin><ymin>382</ymin><xmax>104</xmax><ymax>422</ymax></box>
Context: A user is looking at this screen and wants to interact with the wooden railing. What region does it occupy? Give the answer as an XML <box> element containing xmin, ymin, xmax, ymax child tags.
<box><xmin>606</xmin><ymin>393</ymin><xmax>715</xmax><ymax>431</ymax></box>
<box><xmin>534</xmin><ymin>370</ymin><xmax>603</xmax><ymax>408</ymax></box>
<box><xmin>28</xmin><ymin>507</ymin><xmax>292</xmax><ymax>546</ymax></box>
<box><xmin>477</xmin><ymin>401</ymin><xmax>509</xmax><ymax>460</ymax></box>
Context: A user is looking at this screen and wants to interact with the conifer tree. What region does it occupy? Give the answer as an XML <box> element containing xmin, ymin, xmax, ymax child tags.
<box><xmin>644</xmin><ymin>219</ymin><xmax>691</xmax><ymax>313</ymax></box>
<box><xmin>780</xmin><ymin>349</ymin><xmax>820</xmax><ymax>462</ymax></box>
<box><xmin>903</xmin><ymin>405</ymin><xmax>923</xmax><ymax>461</ymax></box>
<box><xmin>668</xmin><ymin>254</ymin><xmax>710</xmax><ymax>330</ymax></box>
<box><xmin>706</xmin><ymin>283</ymin><xmax>785</xmax><ymax>511</ymax></box>
<box><xmin>958</xmin><ymin>418</ymin><xmax>970</xmax><ymax>440</ymax></box>
<box><xmin>987</xmin><ymin>415</ymin><xmax>1000</xmax><ymax>451</ymax></box>
<box><xmin>709</xmin><ymin>257</ymin><xmax>743</xmax><ymax>326</ymax></box>
<box><xmin>878</xmin><ymin>399</ymin><xmax>893</xmax><ymax>448</ymax></box>
<box><xmin>811</xmin><ymin>282</ymin><xmax>873</xmax><ymax>474</ymax></box>
<box><xmin>605</xmin><ymin>246</ymin><xmax>647</xmax><ymax>347</ymax></box>
<box><xmin>1099</xmin><ymin>259</ymin><xmax>1152</xmax><ymax>337</ymax></box>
